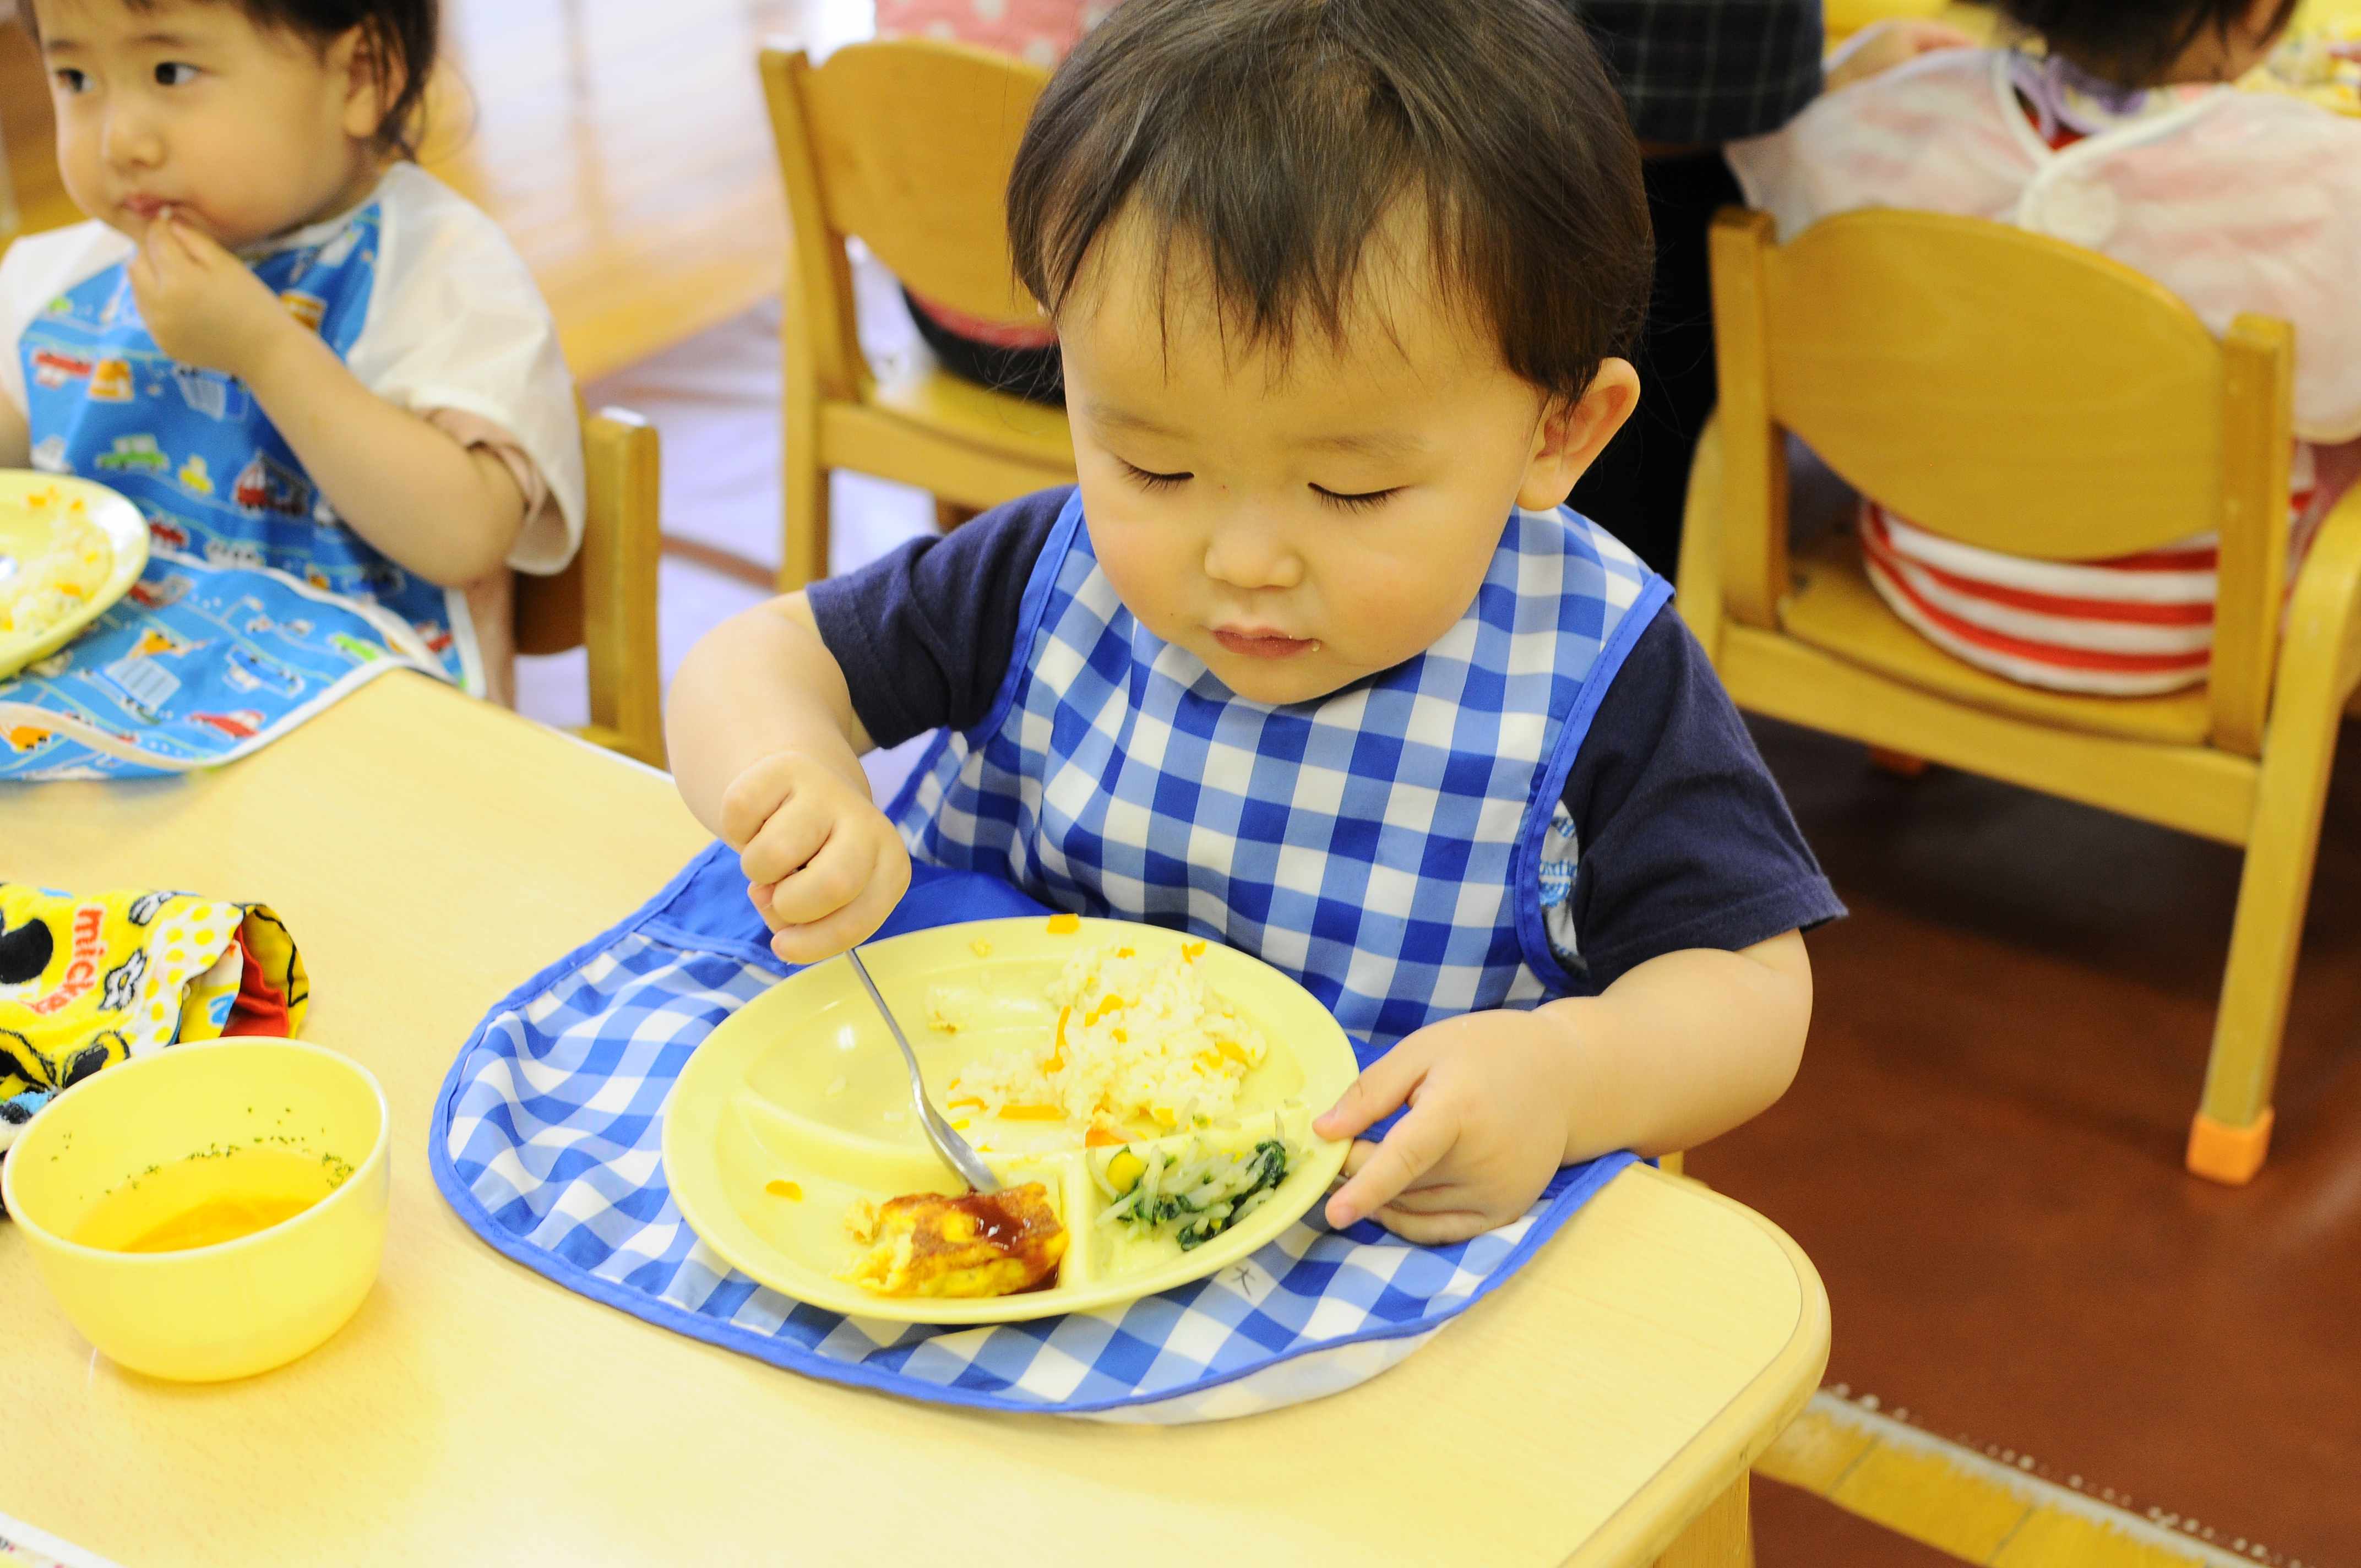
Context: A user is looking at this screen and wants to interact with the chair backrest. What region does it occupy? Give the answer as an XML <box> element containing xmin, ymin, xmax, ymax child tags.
<box><xmin>1708</xmin><ymin>206</ymin><xmax>2295</xmax><ymax>755</ymax></box>
<box><xmin>759</xmin><ymin>40</ymin><xmax>1053</xmax><ymax>405</ymax></box>
<box><xmin>514</xmin><ymin>405</ymin><xmax>663</xmax><ymax>765</ymax></box>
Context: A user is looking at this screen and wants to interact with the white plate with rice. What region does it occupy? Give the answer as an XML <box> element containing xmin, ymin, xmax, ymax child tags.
<box><xmin>662</xmin><ymin>915</ymin><xmax>1362</xmax><ymax>1324</ymax></box>
<box><xmin>0</xmin><ymin>471</ymin><xmax>149</xmax><ymax>680</ymax></box>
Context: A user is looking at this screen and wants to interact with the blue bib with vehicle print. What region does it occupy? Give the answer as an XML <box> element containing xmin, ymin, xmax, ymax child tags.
<box><xmin>1</xmin><ymin>203</ymin><xmax>463</xmax><ymax>781</ymax></box>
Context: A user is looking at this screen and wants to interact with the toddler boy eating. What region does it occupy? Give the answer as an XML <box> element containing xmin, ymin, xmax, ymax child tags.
<box><xmin>669</xmin><ymin>0</ymin><xmax>1842</xmax><ymax>1241</ymax></box>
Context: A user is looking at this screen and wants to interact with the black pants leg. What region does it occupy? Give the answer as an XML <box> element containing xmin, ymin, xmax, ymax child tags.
<box><xmin>1566</xmin><ymin>150</ymin><xmax>1744</xmax><ymax>579</ymax></box>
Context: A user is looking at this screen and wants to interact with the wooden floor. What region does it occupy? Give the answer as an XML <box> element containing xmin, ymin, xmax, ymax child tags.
<box><xmin>1</xmin><ymin>0</ymin><xmax>877</xmax><ymax>381</ymax></box>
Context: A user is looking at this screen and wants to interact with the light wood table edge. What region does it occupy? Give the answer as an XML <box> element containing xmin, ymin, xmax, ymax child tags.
<box><xmin>1564</xmin><ymin>1167</ymin><xmax>1834</xmax><ymax>1567</ymax></box>
<box><xmin>401</xmin><ymin>667</ymin><xmax>674</xmax><ymax>777</ymax></box>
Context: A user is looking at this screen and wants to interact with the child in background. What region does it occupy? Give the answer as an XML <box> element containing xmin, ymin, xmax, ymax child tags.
<box><xmin>669</xmin><ymin>0</ymin><xmax>1841</xmax><ymax>1242</ymax></box>
<box><xmin>0</xmin><ymin>0</ymin><xmax>583</xmax><ymax>706</ymax></box>
<box><xmin>1727</xmin><ymin>0</ymin><xmax>2361</xmax><ymax>694</ymax></box>
<box><xmin>869</xmin><ymin>0</ymin><xmax>1114</xmax><ymax>405</ymax></box>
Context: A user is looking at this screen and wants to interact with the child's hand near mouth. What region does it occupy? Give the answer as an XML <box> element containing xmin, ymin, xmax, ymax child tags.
<box><xmin>127</xmin><ymin>210</ymin><xmax>301</xmax><ymax>384</ymax></box>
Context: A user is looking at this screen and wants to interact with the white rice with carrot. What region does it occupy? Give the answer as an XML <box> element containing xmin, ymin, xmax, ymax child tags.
<box><xmin>947</xmin><ymin>939</ymin><xmax>1267</xmax><ymax>1138</ymax></box>
<box><xmin>0</xmin><ymin>501</ymin><xmax>111</xmax><ymax>639</ymax></box>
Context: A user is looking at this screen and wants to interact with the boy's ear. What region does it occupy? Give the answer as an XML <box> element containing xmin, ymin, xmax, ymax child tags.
<box><xmin>1516</xmin><ymin>358</ymin><xmax>1641</xmax><ymax>512</ymax></box>
<box><xmin>330</xmin><ymin>23</ymin><xmax>402</xmax><ymax>144</ymax></box>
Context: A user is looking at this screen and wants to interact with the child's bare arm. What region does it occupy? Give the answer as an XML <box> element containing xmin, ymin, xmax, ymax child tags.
<box><xmin>129</xmin><ymin>214</ymin><xmax>526</xmax><ymax>587</ymax></box>
<box><xmin>1318</xmin><ymin>931</ymin><xmax>1813</xmax><ymax>1243</ymax></box>
<box><xmin>670</xmin><ymin>594</ymin><xmax>875</xmax><ymax>825</ymax></box>
<box><xmin>668</xmin><ymin>595</ymin><xmax>912</xmax><ymax>962</ymax></box>
<box><xmin>0</xmin><ymin>396</ymin><xmax>26</xmax><ymax>469</ymax></box>
<box><xmin>1544</xmin><ymin>931</ymin><xmax>1813</xmax><ymax>1156</ymax></box>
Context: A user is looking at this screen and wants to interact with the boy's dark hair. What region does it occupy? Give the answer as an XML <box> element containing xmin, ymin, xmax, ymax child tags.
<box><xmin>19</xmin><ymin>0</ymin><xmax>439</xmax><ymax>157</ymax></box>
<box><xmin>1007</xmin><ymin>0</ymin><xmax>1652</xmax><ymax>404</ymax></box>
<box><xmin>1998</xmin><ymin>0</ymin><xmax>2302</xmax><ymax>85</ymax></box>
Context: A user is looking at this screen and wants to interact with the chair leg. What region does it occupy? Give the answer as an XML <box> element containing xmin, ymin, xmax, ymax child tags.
<box><xmin>781</xmin><ymin>455</ymin><xmax>830</xmax><ymax>594</ymax></box>
<box><xmin>935</xmin><ymin>498</ymin><xmax>980</xmax><ymax>532</ymax></box>
<box><xmin>2191</xmin><ymin>691</ymin><xmax>2345</xmax><ymax>1183</ymax></box>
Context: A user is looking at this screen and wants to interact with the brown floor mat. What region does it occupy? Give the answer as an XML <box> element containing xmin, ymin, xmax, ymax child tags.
<box><xmin>1696</xmin><ymin>718</ymin><xmax>2361</xmax><ymax>1565</ymax></box>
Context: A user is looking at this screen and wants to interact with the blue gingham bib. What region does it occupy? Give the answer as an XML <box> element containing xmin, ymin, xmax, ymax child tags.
<box><xmin>894</xmin><ymin>490</ymin><xmax>1669</xmax><ymax>1049</ymax></box>
<box><xmin>434</xmin><ymin>496</ymin><xmax>1668</xmax><ymax>1417</ymax></box>
<box><xmin>433</xmin><ymin>846</ymin><xmax>1640</xmax><ymax>1420</ymax></box>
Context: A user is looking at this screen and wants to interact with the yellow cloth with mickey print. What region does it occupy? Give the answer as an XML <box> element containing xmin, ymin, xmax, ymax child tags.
<box><xmin>0</xmin><ymin>885</ymin><xmax>307</xmax><ymax>1153</ymax></box>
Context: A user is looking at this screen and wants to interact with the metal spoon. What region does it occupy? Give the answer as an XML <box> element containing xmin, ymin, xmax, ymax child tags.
<box><xmin>844</xmin><ymin>946</ymin><xmax>1000</xmax><ymax>1194</ymax></box>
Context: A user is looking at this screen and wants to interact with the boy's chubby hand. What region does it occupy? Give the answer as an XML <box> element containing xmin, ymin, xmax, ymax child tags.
<box><xmin>722</xmin><ymin>749</ymin><xmax>912</xmax><ymax>966</ymax></box>
<box><xmin>127</xmin><ymin>212</ymin><xmax>301</xmax><ymax>382</ymax></box>
<box><xmin>1314</xmin><ymin>1008</ymin><xmax>1581</xmax><ymax>1245</ymax></box>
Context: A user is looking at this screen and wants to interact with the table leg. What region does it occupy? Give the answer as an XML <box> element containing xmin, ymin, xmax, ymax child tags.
<box><xmin>1653</xmin><ymin>1474</ymin><xmax>1752</xmax><ymax>1568</ymax></box>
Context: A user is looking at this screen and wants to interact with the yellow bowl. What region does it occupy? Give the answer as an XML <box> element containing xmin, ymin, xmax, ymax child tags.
<box><xmin>1</xmin><ymin>1038</ymin><xmax>390</xmax><ymax>1381</ymax></box>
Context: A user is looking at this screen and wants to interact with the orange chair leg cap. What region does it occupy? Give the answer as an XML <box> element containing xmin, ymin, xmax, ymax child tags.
<box><xmin>2186</xmin><ymin>1109</ymin><xmax>2273</xmax><ymax>1184</ymax></box>
<box><xmin>1867</xmin><ymin>747</ymin><xmax>1930</xmax><ymax>778</ymax></box>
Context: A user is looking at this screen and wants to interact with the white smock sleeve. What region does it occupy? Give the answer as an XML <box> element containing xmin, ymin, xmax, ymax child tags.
<box><xmin>2197</xmin><ymin>108</ymin><xmax>2361</xmax><ymax>444</ymax></box>
<box><xmin>344</xmin><ymin>164</ymin><xmax>587</xmax><ymax>574</ymax></box>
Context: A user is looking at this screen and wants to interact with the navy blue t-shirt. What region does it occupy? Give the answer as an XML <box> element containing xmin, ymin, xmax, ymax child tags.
<box><xmin>809</xmin><ymin>488</ymin><xmax>1841</xmax><ymax>989</ymax></box>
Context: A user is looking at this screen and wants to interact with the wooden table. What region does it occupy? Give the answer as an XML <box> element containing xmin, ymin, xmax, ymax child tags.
<box><xmin>0</xmin><ymin>673</ymin><xmax>1829</xmax><ymax>1568</ymax></box>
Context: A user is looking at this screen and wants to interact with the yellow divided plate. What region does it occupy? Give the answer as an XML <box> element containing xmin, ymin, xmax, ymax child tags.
<box><xmin>0</xmin><ymin>470</ymin><xmax>149</xmax><ymax>680</ymax></box>
<box><xmin>662</xmin><ymin>917</ymin><xmax>1361</xmax><ymax>1325</ymax></box>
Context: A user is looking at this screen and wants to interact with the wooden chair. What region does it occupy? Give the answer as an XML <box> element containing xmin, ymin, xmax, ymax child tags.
<box><xmin>1678</xmin><ymin>208</ymin><xmax>2361</xmax><ymax>1184</ymax></box>
<box><xmin>514</xmin><ymin>406</ymin><xmax>665</xmax><ymax>769</ymax></box>
<box><xmin>759</xmin><ymin>39</ymin><xmax>1078</xmax><ymax>593</ymax></box>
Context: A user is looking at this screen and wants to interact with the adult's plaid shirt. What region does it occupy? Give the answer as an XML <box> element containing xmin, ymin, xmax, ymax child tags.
<box><xmin>1576</xmin><ymin>0</ymin><xmax>1825</xmax><ymax>146</ymax></box>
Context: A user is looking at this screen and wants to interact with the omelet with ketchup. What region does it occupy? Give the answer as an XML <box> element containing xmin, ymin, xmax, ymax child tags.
<box><xmin>842</xmin><ymin>1181</ymin><xmax>1068</xmax><ymax>1298</ymax></box>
